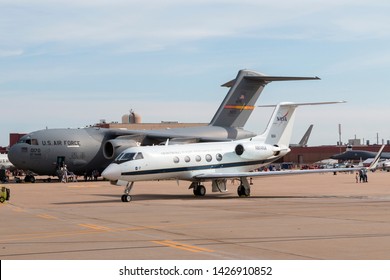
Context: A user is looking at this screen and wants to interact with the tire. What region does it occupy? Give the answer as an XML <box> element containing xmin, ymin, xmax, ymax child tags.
<box><xmin>198</xmin><ymin>185</ymin><xmax>206</xmax><ymax>196</ymax></box>
<box><xmin>194</xmin><ymin>185</ymin><xmax>206</xmax><ymax>196</ymax></box>
<box><xmin>237</xmin><ymin>185</ymin><xmax>250</xmax><ymax>197</ymax></box>
<box><xmin>121</xmin><ymin>194</ymin><xmax>132</xmax><ymax>202</ymax></box>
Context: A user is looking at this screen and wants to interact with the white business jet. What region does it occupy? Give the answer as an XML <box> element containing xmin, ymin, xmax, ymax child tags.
<box><xmin>102</xmin><ymin>101</ymin><xmax>383</xmax><ymax>202</ymax></box>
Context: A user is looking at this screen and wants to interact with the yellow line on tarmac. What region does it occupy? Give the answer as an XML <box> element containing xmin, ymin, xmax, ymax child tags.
<box><xmin>2</xmin><ymin>229</ymin><xmax>102</xmax><ymax>242</ymax></box>
<box><xmin>10</xmin><ymin>206</ymin><xmax>26</xmax><ymax>212</ymax></box>
<box><xmin>152</xmin><ymin>240</ymin><xmax>214</xmax><ymax>253</ymax></box>
<box><xmin>37</xmin><ymin>214</ymin><xmax>58</xmax><ymax>220</ymax></box>
<box><xmin>78</xmin><ymin>223</ymin><xmax>112</xmax><ymax>232</ymax></box>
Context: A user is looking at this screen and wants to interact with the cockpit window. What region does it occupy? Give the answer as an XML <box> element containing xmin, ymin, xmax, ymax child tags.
<box><xmin>17</xmin><ymin>136</ymin><xmax>38</xmax><ymax>145</ymax></box>
<box><xmin>114</xmin><ymin>152</ymin><xmax>143</xmax><ymax>163</ymax></box>
<box><xmin>134</xmin><ymin>152</ymin><xmax>143</xmax><ymax>160</ymax></box>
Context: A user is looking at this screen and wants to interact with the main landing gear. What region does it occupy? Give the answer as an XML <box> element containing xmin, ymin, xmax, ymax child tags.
<box><xmin>189</xmin><ymin>182</ymin><xmax>206</xmax><ymax>197</ymax></box>
<box><xmin>237</xmin><ymin>177</ymin><xmax>251</xmax><ymax>197</ymax></box>
<box><xmin>237</xmin><ymin>185</ymin><xmax>250</xmax><ymax>197</ymax></box>
<box><xmin>193</xmin><ymin>184</ymin><xmax>206</xmax><ymax>196</ymax></box>
<box><xmin>120</xmin><ymin>178</ymin><xmax>252</xmax><ymax>202</ymax></box>
<box><xmin>190</xmin><ymin>177</ymin><xmax>252</xmax><ymax>198</ymax></box>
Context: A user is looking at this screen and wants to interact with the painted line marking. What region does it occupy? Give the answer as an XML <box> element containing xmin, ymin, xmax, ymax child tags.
<box><xmin>78</xmin><ymin>223</ymin><xmax>112</xmax><ymax>232</ymax></box>
<box><xmin>11</xmin><ymin>206</ymin><xmax>26</xmax><ymax>212</ymax></box>
<box><xmin>37</xmin><ymin>214</ymin><xmax>58</xmax><ymax>220</ymax></box>
<box><xmin>224</xmin><ymin>105</ymin><xmax>255</xmax><ymax>110</ymax></box>
<box><xmin>152</xmin><ymin>240</ymin><xmax>214</xmax><ymax>253</ymax></box>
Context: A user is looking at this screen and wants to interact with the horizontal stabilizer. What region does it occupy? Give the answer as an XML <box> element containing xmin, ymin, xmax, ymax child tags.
<box><xmin>258</xmin><ymin>101</ymin><xmax>346</xmax><ymax>108</ymax></box>
<box><xmin>222</xmin><ymin>76</ymin><xmax>320</xmax><ymax>88</ymax></box>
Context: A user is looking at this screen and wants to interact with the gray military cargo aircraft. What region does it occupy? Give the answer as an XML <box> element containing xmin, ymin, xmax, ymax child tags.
<box><xmin>8</xmin><ymin>69</ymin><xmax>319</xmax><ymax>182</ymax></box>
<box><xmin>331</xmin><ymin>148</ymin><xmax>390</xmax><ymax>161</ymax></box>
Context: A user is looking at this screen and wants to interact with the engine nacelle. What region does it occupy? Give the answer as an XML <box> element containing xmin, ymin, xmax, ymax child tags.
<box><xmin>235</xmin><ymin>143</ymin><xmax>289</xmax><ymax>160</ymax></box>
<box><xmin>103</xmin><ymin>139</ymin><xmax>138</xmax><ymax>160</ymax></box>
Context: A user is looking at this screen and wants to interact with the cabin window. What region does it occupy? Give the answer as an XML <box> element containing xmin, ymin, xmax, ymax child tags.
<box><xmin>31</xmin><ymin>139</ymin><xmax>39</xmax><ymax>145</ymax></box>
<box><xmin>195</xmin><ymin>155</ymin><xmax>201</xmax><ymax>162</ymax></box>
<box><xmin>216</xmin><ymin>153</ymin><xmax>223</xmax><ymax>161</ymax></box>
<box><xmin>184</xmin><ymin>156</ymin><xmax>191</xmax><ymax>163</ymax></box>
<box><xmin>173</xmin><ymin>156</ymin><xmax>180</xmax><ymax>163</ymax></box>
<box><xmin>205</xmin><ymin>154</ymin><xmax>212</xmax><ymax>162</ymax></box>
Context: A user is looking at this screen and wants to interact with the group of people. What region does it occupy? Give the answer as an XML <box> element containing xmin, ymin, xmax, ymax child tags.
<box><xmin>59</xmin><ymin>165</ymin><xmax>77</xmax><ymax>183</ymax></box>
<box><xmin>83</xmin><ymin>169</ymin><xmax>100</xmax><ymax>181</ymax></box>
<box><xmin>356</xmin><ymin>169</ymin><xmax>368</xmax><ymax>183</ymax></box>
<box><xmin>59</xmin><ymin>164</ymin><xmax>100</xmax><ymax>183</ymax></box>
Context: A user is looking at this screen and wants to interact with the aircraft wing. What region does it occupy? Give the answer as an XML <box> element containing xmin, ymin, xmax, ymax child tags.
<box><xmin>193</xmin><ymin>167</ymin><xmax>360</xmax><ymax>180</ymax></box>
<box><xmin>195</xmin><ymin>144</ymin><xmax>385</xmax><ymax>180</ymax></box>
<box><xmin>110</xmin><ymin>126</ymin><xmax>255</xmax><ymax>143</ymax></box>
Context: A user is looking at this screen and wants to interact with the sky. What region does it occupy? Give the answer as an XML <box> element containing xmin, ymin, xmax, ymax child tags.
<box><xmin>1</xmin><ymin>0</ymin><xmax>390</xmax><ymax>147</ymax></box>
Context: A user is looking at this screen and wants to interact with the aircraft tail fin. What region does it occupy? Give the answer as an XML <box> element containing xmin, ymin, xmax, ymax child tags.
<box><xmin>255</xmin><ymin>101</ymin><xmax>345</xmax><ymax>147</ymax></box>
<box><xmin>298</xmin><ymin>124</ymin><xmax>313</xmax><ymax>147</ymax></box>
<box><xmin>368</xmin><ymin>144</ymin><xmax>385</xmax><ymax>170</ymax></box>
<box><xmin>208</xmin><ymin>70</ymin><xmax>320</xmax><ymax>128</ymax></box>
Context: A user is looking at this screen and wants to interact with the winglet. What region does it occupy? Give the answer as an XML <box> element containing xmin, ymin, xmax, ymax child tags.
<box><xmin>368</xmin><ymin>144</ymin><xmax>386</xmax><ymax>170</ymax></box>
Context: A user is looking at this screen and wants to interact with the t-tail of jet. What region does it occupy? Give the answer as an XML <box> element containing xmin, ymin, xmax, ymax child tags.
<box><xmin>208</xmin><ymin>70</ymin><xmax>320</xmax><ymax>128</ymax></box>
<box><xmin>297</xmin><ymin>124</ymin><xmax>313</xmax><ymax>147</ymax></box>
<box><xmin>254</xmin><ymin>101</ymin><xmax>346</xmax><ymax>147</ymax></box>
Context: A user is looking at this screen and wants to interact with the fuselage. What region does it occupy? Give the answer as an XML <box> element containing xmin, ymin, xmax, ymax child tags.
<box><xmin>102</xmin><ymin>140</ymin><xmax>289</xmax><ymax>182</ymax></box>
<box><xmin>8</xmin><ymin>127</ymin><xmax>110</xmax><ymax>175</ymax></box>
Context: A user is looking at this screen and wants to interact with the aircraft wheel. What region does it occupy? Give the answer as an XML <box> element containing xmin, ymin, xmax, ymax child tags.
<box><xmin>24</xmin><ymin>175</ymin><xmax>36</xmax><ymax>183</ymax></box>
<box><xmin>193</xmin><ymin>185</ymin><xmax>206</xmax><ymax>196</ymax></box>
<box><xmin>237</xmin><ymin>185</ymin><xmax>250</xmax><ymax>197</ymax></box>
<box><xmin>121</xmin><ymin>194</ymin><xmax>132</xmax><ymax>202</ymax></box>
<box><xmin>0</xmin><ymin>197</ymin><xmax>5</xmax><ymax>203</ymax></box>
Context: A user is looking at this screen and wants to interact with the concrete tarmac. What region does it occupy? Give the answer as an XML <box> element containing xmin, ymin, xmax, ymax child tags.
<box><xmin>1</xmin><ymin>171</ymin><xmax>390</xmax><ymax>260</ymax></box>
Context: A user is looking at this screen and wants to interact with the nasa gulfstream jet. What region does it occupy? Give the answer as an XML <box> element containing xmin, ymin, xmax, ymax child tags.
<box><xmin>102</xmin><ymin>101</ymin><xmax>380</xmax><ymax>202</ymax></box>
<box><xmin>8</xmin><ymin>69</ymin><xmax>319</xmax><ymax>182</ymax></box>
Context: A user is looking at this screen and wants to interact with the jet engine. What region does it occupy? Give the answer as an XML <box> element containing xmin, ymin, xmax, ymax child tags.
<box><xmin>234</xmin><ymin>143</ymin><xmax>289</xmax><ymax>160</ymax></box>
<box><xmin>103</xmin><ymin>138</ymin><xmax>139</xmax><ymax>160</ymax></box>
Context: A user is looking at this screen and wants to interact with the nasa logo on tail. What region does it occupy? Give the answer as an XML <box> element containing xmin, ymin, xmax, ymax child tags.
<box><xmin>277</xmin><ymin>111</ymin><xmax>289</xmax><ymax>122</ymax></box>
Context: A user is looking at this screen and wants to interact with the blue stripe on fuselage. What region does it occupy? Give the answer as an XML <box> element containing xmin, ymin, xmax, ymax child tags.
<box><xmin>120</xmin><ymin>158</ymin><xmax>277</xmax><ymax>176</ymax></box>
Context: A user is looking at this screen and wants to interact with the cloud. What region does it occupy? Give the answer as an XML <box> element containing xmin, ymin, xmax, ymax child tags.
<box><xmin>1</xmin><ymin>0</ymin><xmax>390</xmax><ymax>146</ymax></box>
<box><xmin>3</xmin><ymin>0</ymin><xmax>390</xmax><ymax>56</ymax></box>
<box><xmin>0</xmin><ymin>49</ymin><xmax>24</xmax><ymax>57</ymax></box>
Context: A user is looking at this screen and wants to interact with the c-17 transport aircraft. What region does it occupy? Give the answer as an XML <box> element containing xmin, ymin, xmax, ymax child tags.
<box><xmin>8</xmin><ymin>69</ymin><xmax>319</xmax><ymax>182</ymax></box>
<box><xmin>102</xmin><ymin>101</ymin><xmax>383</xmax><ymax>202</ymax></box>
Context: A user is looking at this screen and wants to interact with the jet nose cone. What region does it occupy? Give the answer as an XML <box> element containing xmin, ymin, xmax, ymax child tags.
<box><xmin>102</xmin><ymin>164</ymin><xmax>121</xmax><ymax>181</ymax></box>
<box><xmin>8</xmin><ymin>145</ymin><xmax>22</xmax><ymax>167</ymax></box>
